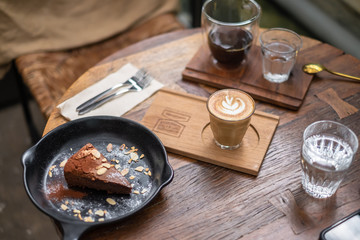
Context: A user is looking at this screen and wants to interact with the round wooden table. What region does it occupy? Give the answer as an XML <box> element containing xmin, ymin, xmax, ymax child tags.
<box><xmin>44</xmin><ymin>28</ymin><xmax>360</xmax><ymax>239</ymax></box>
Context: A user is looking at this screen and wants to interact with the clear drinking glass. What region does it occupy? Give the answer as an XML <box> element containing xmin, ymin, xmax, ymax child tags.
<box><xmin>201</xmin><ymin>0</ymin><xmax>261</xmax><ymax>69</ymax></box>
<box><xmin>260</xmin><ymin>28</ymin><xmax>302</xmax><ymax>83</ymax></box>
<box><xmin>301</xmin><ymin>120</ymin><xmax>358</xmax><ymax>198</ymax></box>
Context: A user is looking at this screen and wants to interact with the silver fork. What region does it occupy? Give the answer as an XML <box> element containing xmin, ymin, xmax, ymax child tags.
<box><xmin>78</xmin><ymin>74</ymin><xmax>152</xmax><ymax>115</ymax></box>
<box><xmin>76</xmin><ymin>68</ymin><xmax>146</xmax><ymax>112</ymax></box>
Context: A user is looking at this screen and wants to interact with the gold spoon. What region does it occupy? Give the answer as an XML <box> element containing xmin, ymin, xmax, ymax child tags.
<box><xmin>302</xmin><ymin>63</ymin><xmax>360</xmax><ymax>81</ymax></box>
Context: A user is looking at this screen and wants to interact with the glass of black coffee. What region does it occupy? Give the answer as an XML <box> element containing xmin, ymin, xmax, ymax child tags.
<box><xmin>202</xmin><ymin>0</ymin><xmax>261</xmax><ymax>69</ymax></box>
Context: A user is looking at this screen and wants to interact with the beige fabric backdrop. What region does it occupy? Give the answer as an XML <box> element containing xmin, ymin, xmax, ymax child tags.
<box><xmin>0</xmin><ymin>0</ymin><xmax>178</xmax><ymax>78</ymax></box>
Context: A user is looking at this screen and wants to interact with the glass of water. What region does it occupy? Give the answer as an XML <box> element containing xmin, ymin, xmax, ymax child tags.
<box><xmin>260</xmin><ymin>28</ymin><xmax>302</xmax><ymax>83</ymax></box>
<box><xmin>301</xmin><ymin>120</ymin><xmax>358</xmax><ymax>199</ymax></box>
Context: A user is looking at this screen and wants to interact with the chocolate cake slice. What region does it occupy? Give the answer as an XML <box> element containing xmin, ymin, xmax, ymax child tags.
<box><xmin>64</xmin><ymin>143</ymin><xmax>132</xmax><ymax>194</ymax></box>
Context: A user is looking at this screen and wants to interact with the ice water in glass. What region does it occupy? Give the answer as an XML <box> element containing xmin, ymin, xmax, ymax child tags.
<box><xmin>262</xmin><ymin>42</ymin><xmax>296</xmax><ymax>83</ymax></box>
<box><xmin>260</xmin><ymin>28</ymin><xmax>302</xmax><ymax>83</ymax></box>
<box><xmin>300</xmin><ymin>121</ymin><xmax>358</xmax><ymax>199</ymax></box>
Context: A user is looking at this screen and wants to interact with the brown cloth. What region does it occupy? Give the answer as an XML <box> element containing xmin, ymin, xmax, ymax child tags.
<box><xmin>0</xmin><ymin>0</ymin><xmax>179</xmax><ymax>78</ymax></box>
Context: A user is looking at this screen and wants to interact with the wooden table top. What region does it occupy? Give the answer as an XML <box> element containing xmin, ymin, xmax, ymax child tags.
<box><xmin>44</xmin><ymin>28</ymin><xmax>360</xmax><ymax>239</ymax></box>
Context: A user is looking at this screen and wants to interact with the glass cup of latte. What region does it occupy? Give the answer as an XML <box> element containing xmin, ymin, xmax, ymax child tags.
<box><xmin>201</xmin><ymin>0</ymin><xmax>261</xmax><ymax>69</ymax></box>
<box><xmin>207</xmin><ymin>89</ymin><xmax>255</xmax><ymax>150</ymax></box>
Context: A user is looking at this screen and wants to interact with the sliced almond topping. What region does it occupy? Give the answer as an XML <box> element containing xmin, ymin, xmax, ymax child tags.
<box><xmin>121</xmin><ymin>168</ymin><xmax>129</xmax><ymax>176</ymax></box>
<box><xmin>119</xmin><ymin>144</ymin><xmax>125</xmax><ymax>151</ymax></box>
<box><xmin>48</xmin><ymin>165</ymin><xmax>56</xmax><ymax>177</ymax></box>
<box><xmin>88</xmin><ymin>209</ymin><xmax>93</xmax><ymax>214</ymax></box>
<box><xmin>140</xmin><ymin>154</ymin><xmax>145</xmax><ymax>159</ymax></box>
<box><xmin>111</xmin><ymin>159</ymin><xmax>120</xmax><ymax>163</ymax></box>
<box><xmin>106</xmin><ymin>198</ymin><xmax>116</xmax><ymax>205</ymax></box>
<box><xmin>106</xmin><ymin>143</ymin><xmax>113</xmax><ymax>152</ymax></box>
<box><xmin>102</xmin><ymin>159</ymin><xmax>107</xmax><ymax>163</ymax></box>
<box><xmin>133</xmin><ymin>190</ymin><xmax>140</xmax><ymax>194</ymax></box>
<box><xmin>124</xmin><ymin>149</ymin><xmax>136</xmax><ymax>155</ymax></box>
<box><xmin>97</xmin><ymin>167</ymin><xmax>107</xmax><ymax>175</ymax></box>
<box><xmin>102</xmin><ymin>163</ymin><xmax>111</xmax><ymax>169</ymax></box>
<box><xmin>130</xmin><ymin>152</ymin><xmax>139</xmax><ymax>161</ymax></box>
<box><xmin>135</xmin><ymin>166</ymin><xmax>144</xmax><ymax>172</ymax></box>
<box><xmin>91</xmin><ymin>149</ymin><xmax>101</xmax><ymax>158</ymax></box>
<box><xmin>95</xmin><ymin>210</ymin><xmax>105</xmax><ymax>217</ymax></box>
<box><xmin>145</xmin><ymin>168</ymin><xmax>149</xmax><ymax>172</ymax></box>
<box><xmin>98</xmin><ymin>218</ymin><xmax>105</xmax><ymax>222</ymax></box>
<box><xmin>84</xmin><ymin>216</ymin><xmax>95</xmax><ymax>222</ymax></box>
<box><xmin>73</xmin><ymin>209</ymin><xmax>81</xmax><ymax>214</ymax></box>
<box><xmin>141</xmin><ymin>189</ymin><xmax>147</xmax><ymax>194</ymax></box>
<box><xmin>60</xmin><ymin>204</ymin><xmax>68</xmax><ymax>211</ymax></box>
<box><xmin>129</xmin><ymin>175</ymin><xmax>135</xmax><ymax>180</ymax></box>
<box><xmin>75</xmin><ymin>150</ymin><xmax>90</xmax><ymax>159</ymax></box>
<box><xmin>148</xmin><ymin>171</ymin><xmax>152</xmax><ymax>176</ymax></box>
<box><xmin>59</xmin><ymin>159</ymin><xmax>68</xmax><ymax>168</ymax></box>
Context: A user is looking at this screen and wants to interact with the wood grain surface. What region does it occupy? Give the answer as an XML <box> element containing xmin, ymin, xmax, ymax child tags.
<box><xmin>43</xmin><ymin>29</ymin><xmax>360</xmax><ymax>240</ymax></box>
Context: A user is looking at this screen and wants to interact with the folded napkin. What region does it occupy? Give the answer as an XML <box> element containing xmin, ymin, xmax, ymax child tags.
<box><xmin>58</xmin><ymin>63</ymin><xmax>163</xmax><ymax>120</ymax></box>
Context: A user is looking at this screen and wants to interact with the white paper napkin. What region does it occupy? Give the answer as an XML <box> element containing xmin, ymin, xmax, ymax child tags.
<box><xmin>58</xmin><ymin>63</ymin><xmax>163</xmax><ymax>120</ymax></box>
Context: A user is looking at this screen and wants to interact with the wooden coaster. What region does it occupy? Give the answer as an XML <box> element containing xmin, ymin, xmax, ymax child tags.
<box><xmin>141</xmin><ymin>88</ymin><xmax>279</xmax><ymax>176</ymax></box>
<box><xmin>182</xmin><ymin>45</ymin><xmax>314</xmax><ymax>110</ymax></box>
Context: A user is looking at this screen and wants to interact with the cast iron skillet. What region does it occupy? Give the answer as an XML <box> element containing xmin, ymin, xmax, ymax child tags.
<box><xmin>21</xmin><ymin>116</ymin><xmax>173</xmax><ymax>240</ymax></box>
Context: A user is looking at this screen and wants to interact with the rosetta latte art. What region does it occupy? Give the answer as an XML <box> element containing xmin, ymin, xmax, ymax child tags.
<box><xmin>220</xmin><ymin>95</ymin><xmax>245</xmax><ymax>115</ymax></box>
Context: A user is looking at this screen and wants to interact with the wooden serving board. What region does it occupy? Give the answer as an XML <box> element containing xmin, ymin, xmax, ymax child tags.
<box><xmin>182</xmin><ymin>45</ymin><xmax>314</xmax><ymax>110</ymax></box>
<box><xmin>141</xmin><ymin>88</ymin><xmax>279</xmax><ymax>176</ymax></box>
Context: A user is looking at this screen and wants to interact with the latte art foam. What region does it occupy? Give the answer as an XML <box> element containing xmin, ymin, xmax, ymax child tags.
<box><xmin>221</xmin><ymin>96</ymin><xmax>245</xmax><ymax>115</ymax></box>
<box><xmin>207</xmin><ymin>89</ymin><xmax>255</xmax><ymax>121</ymax></box>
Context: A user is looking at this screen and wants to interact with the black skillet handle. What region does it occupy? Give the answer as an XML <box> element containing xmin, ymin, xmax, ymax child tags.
<box><xmin>160</xmin><ymin>154</ymin><xmax>174</xmax><ymax>189</ymax></box>
<box><xmin>21</xmin><ymin>145</ymin><xmax>36</xmax><ymax>167</ymax></box>
<box><xmin>59</xmin><ymin>221</ymin><xmax>89</xmax><ymax>240</ymax></box>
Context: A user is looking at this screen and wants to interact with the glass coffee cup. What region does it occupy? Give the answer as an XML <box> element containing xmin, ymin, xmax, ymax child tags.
<box><xmin>201</xmin><ymin>0</ymin><xmax>261</xmax><ymax>69</ymax></box>
<box><xmin>207</xmin><ymin>89</ymin><xmax>255</xmax><ymax>150</ymax></box>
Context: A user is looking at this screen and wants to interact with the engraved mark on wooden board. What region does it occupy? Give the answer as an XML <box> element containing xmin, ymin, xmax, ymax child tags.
<box><xmin>153</xmin><ymin>108</ymin><xmax>191</xmax><ymax>138</ymax></box>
